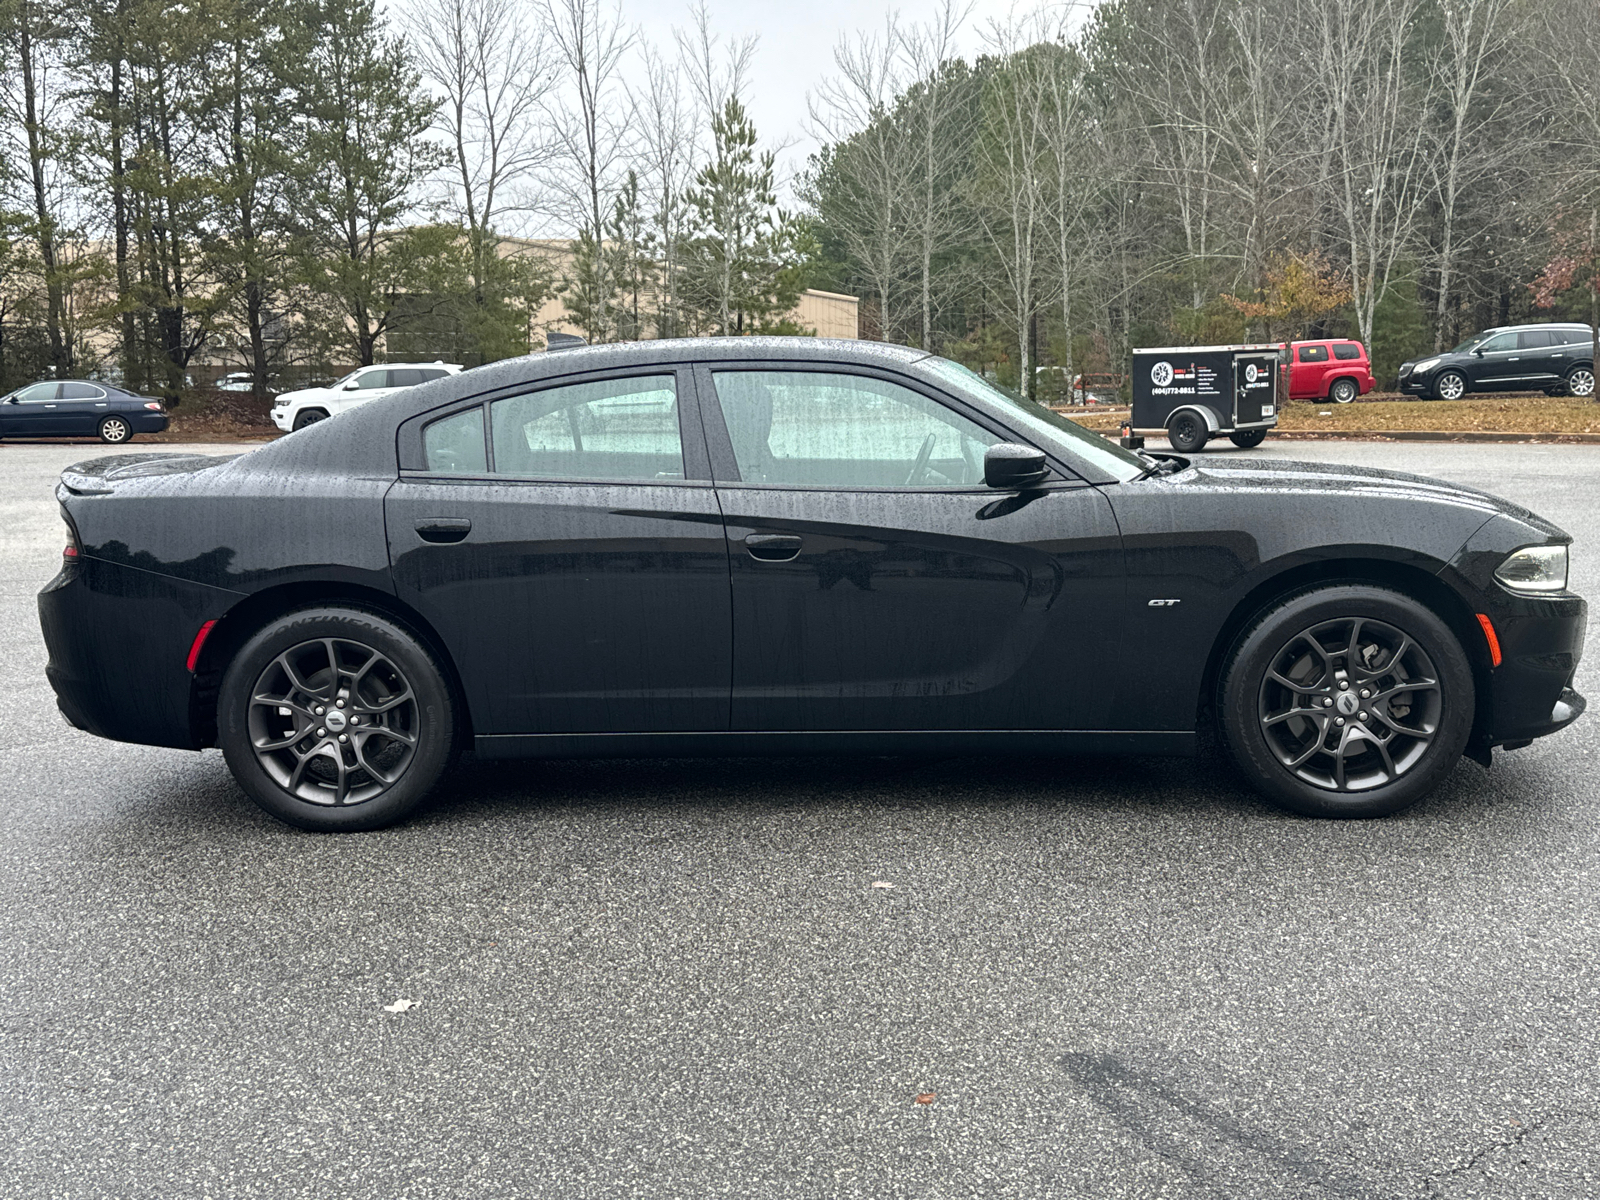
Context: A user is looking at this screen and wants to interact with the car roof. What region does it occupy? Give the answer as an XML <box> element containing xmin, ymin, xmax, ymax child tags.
<box><xmin>1481</xmin><ymin>322</ymin><xmax>1591</xmax><ymax>334</ymax></box>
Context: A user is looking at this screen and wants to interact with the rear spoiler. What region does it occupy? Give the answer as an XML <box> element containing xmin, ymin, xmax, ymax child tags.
<box><xmin>60</xmin><ymin>453</ymin><xmax>235</xmax><ymax>496</ymax></box>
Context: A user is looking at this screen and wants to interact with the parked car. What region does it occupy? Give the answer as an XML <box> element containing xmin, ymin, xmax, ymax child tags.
<box><xmin>1398</xmin><ymin>323</ymin><xmax>1597</xmax><ymax>401</ymax></box>
<box><xmin>39</xmin><ymin>338</ymin><xmax>1585</xmax><ymax>831</ymax></box>
<box><xmin>214</xmin><ymin>371</ymin><xmax>278</xmax><ymax>393</ymax></box>
<box><xmin>270</xmin><ymin>362</ymin><xmax>462</xmax><ymax>431</ymax></box>
<box><xmin>1289</xmin><ymin>339</ymin><xmax>1375</xmax><ymax>404</ymax></box>
<box><xmin>0</xmin><ymin>380</ymin><xmax>167</xmax><ymax>443</ymax></box>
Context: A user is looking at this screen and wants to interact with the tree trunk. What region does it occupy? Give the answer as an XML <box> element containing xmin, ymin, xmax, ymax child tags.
<box><xmin>18</xmin><ymin>18</ymin><xmax>70</xmax><ymax>375</ymax></box>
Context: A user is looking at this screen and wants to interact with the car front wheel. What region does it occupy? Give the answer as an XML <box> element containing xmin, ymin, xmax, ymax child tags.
<box><xmin>292</xmin><ymin>408</ymin><xmax>329</xmax><ymax>431</ymax></box>
<box><xmin>1433</xmin><ymin>371</ymin><xmax>1467</xmax><ymax>401</ymax></box>
<box><xmin>219</xmin><ymin>608</ymin><xmax>456</xmax><ymax>831</ymax></box>
<box><xmin>1219</xmin><ymin>585</ymin><xmax>1474</xmax><ymax>817</ymax></box>
<box><xmin>99</xmin><ymin>415</ymin><xmax>132</xmax><ymax>443</ymax></box>
<box><xmin>1565</xmin><ymin>366</ymin><xmax>1596</xmax><ymax>399</ymax></box>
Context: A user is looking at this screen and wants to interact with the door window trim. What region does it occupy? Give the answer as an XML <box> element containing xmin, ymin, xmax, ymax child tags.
<box><xmin>398</xmin><ymin>363</ymin><xmax>713</xmax><ymax>485</ymax></box>
<box><xmin>693</xmin><ymin>361</ymin><xmax>1086</xmax><ymax>492</ymax></box>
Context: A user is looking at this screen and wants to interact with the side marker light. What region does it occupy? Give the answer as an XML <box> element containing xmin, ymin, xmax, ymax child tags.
<box><xmin>186</xmin><ymin>620</ymin><xmax>218</xmax><ymax>673</ymax></box>
<box><xmin>1475</xmin><ymin>613</ymin><xmax>1502</xmax><ymax>668</ymax></box>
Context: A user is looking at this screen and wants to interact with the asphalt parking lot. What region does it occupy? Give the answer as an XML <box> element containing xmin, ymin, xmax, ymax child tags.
<box><xmin>2</xmin><ymin>438</ymin><xmax>1597</xmax><ymax>1199</ymax></box>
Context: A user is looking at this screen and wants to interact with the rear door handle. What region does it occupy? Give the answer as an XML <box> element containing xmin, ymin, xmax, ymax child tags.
<box><xmin>744</xmin><ymin>533</ymin><xmax>802</xmax><ymax>562</ymax></box>
<box><xmin>415</xmin><ymin>518</ymin><xmax>471</xmax><ymax>543</ymax></box>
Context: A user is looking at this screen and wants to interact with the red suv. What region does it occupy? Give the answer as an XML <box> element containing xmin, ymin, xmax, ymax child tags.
<box><xmin>1289</xmin><ymin>340</ymin><xmax>1375</xmax><ymax>404</ymax></box>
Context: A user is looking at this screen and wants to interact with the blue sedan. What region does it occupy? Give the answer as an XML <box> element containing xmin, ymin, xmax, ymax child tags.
<box><xmin>0</xmin><ymin>380</ymin><xmax>169</xmax><ymax>442</ymax></box>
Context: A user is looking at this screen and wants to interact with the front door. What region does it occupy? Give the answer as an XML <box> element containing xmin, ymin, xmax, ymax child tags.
<box><xmin>700</xmin><ymin>366</ymin><xmax>1125</xmax><ymax>732</ymax></box>
<box><xmin>0</xmin><ymin>383</ymin><xmax>72</xmax><ymax>435</ymax></box>
<box><xmin>386</xmin><ymin>368</ymin><xmax>731</xmax><ymax>735</ymax></box>
<box><xmin>1466</xmin><ymin>331</ymin><xmax>1524</xmax><ymax>390</ymax></box>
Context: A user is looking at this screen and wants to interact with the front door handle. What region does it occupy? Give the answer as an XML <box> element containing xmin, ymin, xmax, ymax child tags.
<box><xmin>415</xmin><ymin>517</ymin><xmax>472</xmax><ymax>543</ymax></box>
<box><xmin>745</xmin><ymin>533</ymin><xmax>802</xmax><ymax>562</ymax></box>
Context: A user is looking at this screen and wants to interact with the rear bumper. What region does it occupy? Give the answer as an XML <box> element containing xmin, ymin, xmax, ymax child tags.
<box><xmin>38</xmin><ymin>555</ymin><xmax>239</xmax><ymax>750</ymax></box>
<box><xmin>132</xmin><ymin>412</ymin><xmax>169</xmax><ymax>433</ymax></box>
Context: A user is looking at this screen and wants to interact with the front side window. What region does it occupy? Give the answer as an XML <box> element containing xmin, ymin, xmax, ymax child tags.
<box><xmin>11</xmin><ymin>383</ymin><xmax>60</xmax><ymax>403</ymax></box>
<box><xmin>1297</xmin><ymin>345</ymin><xmax>1329</xmax><ymax>363</ymax></box>
<box><xmin>423</xmin><ymin>407</ymin><xmax>488</xmax><ymax>473</ymax></box>
<box><xmin>1478</xmin><ymin>333</ymin><xmax>1517</xmax><ymax>354</ymax></box>
<box><xmin>1332</xmin><ymin>343</ymin><xmax>1362</xmax><ymax>361</ymax></box>
<box><xmin>354</xmin><ymin>370</ymin><xmax>391</xmax><ymax>389</ymax></box>
<box><xmin>712</xmin><ymin>370</ymin><xmax>1001</xmax><ymax>488</ymax></box>
<box><xmin>489</xmin><ymin>375</ymin><xmax>683</xmax><ymax>481</ymax></box>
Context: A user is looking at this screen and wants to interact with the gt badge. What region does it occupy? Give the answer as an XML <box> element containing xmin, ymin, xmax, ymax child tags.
<box><xmin>1148</xmin><ymin>599</ymin><xmax>1181</xmax><ymax>607</ymax></box>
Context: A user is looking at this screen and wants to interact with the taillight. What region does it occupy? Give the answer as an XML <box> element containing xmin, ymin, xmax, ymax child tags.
<box><xmin>144</xmin><ymin>402</ymin><xmax>163</xmax><ymax>411</ymax></box>
<box><xmin>62</xmin><ymin>514</ymin><xmax>79</xmax><ymax>559</ymax></box>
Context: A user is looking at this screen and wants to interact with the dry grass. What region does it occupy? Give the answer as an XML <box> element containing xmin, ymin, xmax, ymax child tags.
<box><xmin>149</xmin><ymin>389</ymin><xmax>280</xmax><ymax>442</ymax></box>
<box><xmin>1060</xmin><ymin>393</ymin><xmax>1600</xmax><ymax>436</ymax></box>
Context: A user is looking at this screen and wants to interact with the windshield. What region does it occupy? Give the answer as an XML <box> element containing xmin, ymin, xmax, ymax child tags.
<box><xmin>1448</xmin><ymin>334</ymin><xmax>1486</xmax><ymax>354</ymax></box>
<box><xmin>917</xmin><ymin>357</ymin><xmax>1147</xmax><ymax>482</ymax></box>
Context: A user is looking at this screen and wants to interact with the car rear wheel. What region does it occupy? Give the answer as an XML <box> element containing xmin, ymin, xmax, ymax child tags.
<box><xmin>1433</xmin><ymin>371</ymin><xmax>1467</xmax><ymax>401</ymax></box>
<box><xmin>1330</xmin><ymin>378</ymin><xmax>1358</xmax><ymax>404</ymax></box>
<box><xmin>1564</xmin><ymin>366</ymin><xmax>1596</xmax><ymax>399</ymax></box>
<box><xmin>1219</xmin><ymin>585</ymin><xmax>1474</xmax><ymax>818</ymax></box>
<box><xmin>1166</xmin><ymin>410</ymin><xmax>1208</xmax><ymax>453</ymax></box>
<box><xmin>292</xmin><ymin>408</ymin><xmax>328</xmax><ymax>431</ymax></box>
<box><xmin>219</xmin><ymin>608</ymin><xmax>456</xmax><ymax>831</ymax></box>
<box><xmin>98</xmin><ymin>415</ymin><xmax>132</xmax><ymax>443</ymax></box>
<box><xmin>1228</xmin><ymin>428</ymin><xmax>1267</xmax><ymax>448</ymax></box>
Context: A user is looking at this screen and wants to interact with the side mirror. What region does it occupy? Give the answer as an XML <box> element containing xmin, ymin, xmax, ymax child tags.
<box><xmin>1473</xmin><ymin>348</ymin><xmax>1484</xmax><ymax>357</ymax></box>
<box><xmin>984</xmin><ymin>443</ymin><xmax>1048</xmax><ymax>489</ymax></box>
<box><xmin>343</xmin><ymin>381</ymin><xmax>361</xmax><ymax>391</ymax></box>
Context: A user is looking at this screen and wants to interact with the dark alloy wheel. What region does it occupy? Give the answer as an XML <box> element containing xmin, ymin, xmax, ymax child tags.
<box><xmin>1330</xmin><ymin>378</ymin><xmax>1358</xmax><ymax>404</ymax></box>
<box><xmin>219</xmin><ymin>608</ymin><xmax>455</xmax><ymax>831</ymax></box>
<box><xmin>98</xmin><ymin>415</ymin><xmax>132</xmax><ymax>443</ymax></box>
<box><xmin>1220</xmin><ymin>585</ymin><xmax>1473</xmax><ymax>817</ymax></box>
<box><xmin>1167</xmin><ymin>410</ymin><xmax>1208</xmax><ymax>453</ymax></box>
<box><xmin>1433</xmin><ymin>371</ymin><xmax>1467</xmax><ymax>402</ymax></box>
<box><xmin>1229</xmin><ymin>428</ymin><xmax>1267</xmax><ymax>449</ymax></box>
<box><xmin>1565</xmin><ymin>365</ymin><xmax>1596</xmax><ymax>399</ymax></box>
<box><xmin>292</xmin><ymin>408</ymin><xmax>328</xmax><ymax>431</ymax></box>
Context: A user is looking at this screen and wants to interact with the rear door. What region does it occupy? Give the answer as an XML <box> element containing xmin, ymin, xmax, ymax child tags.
<box><xmin>1516</xmin><ymin>330</ymin><xmax>1560</xmax><ymax>384</ymax></box>
<box><xmin>700</xmin><ymin>364</ymin><xmax>1125</xmax><ymax>733</ymax></box>
<box><xmin>385</xmin><ymin>366</ymin><xmax>732</xmax><ymax>736</ymax></box>
<box><xmin>57</xmin><ymin>382</ymin><xmax>110</xmax><ymax>434</ymax></box>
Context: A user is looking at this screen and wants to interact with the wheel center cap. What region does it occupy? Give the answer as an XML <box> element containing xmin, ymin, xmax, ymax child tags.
<box><xmin>325</xmin><ymin>709</ymin><xmax>348</xmax><ymax>732</ymax></box>
<box><xmin>1335</xmin><ymin>692</ymin><xmax>1359</xmax><ymax>716</ymax></box>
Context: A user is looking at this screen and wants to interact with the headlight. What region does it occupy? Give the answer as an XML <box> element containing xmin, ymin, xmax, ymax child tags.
<box><xmin>1413</xmin><ymin>357</ymin><xmax>1442</xmax><ymax>373</ymax></box>
<box><xmin>1494</xmin><ymin>544</ymin><xmax>1568</xmax><ymax>593</ymax></box>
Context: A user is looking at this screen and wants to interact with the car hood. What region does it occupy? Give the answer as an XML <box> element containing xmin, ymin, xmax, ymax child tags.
<box><xmin>273</xmin><ymin>386</ymin><xmax>332</xmax><ymax>404</ymax></box>
<box><xmin>1157</xmin><ymin>454</ymin><xmax>1566</xmax><ymax>540</ymax></box>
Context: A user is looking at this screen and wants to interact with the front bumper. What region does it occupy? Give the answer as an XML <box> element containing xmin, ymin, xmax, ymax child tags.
<box><xmin>39</xmin><ymin>555</ymin><xmax>238</xmax><ymax>750</ymax></box>
<box><xmin>271</xmin><ymin>408</ymin><xmax>291</xmax><ymax>431</ymax></box>
<box><xmin>1399</xmin><ymin>374</ymin><xmax>1431</xmax><ymax>396</ymax></box>
<box><xmin>1481</xmin><ymin>593</ymin><xmax>1587</xmax><ymax>746</ymax></box>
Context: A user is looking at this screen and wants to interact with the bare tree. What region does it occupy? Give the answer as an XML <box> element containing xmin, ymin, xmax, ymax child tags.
<box><xmin>1304</xmin><ymin>0</ymin><xmax>1435</xmax><ymax>349</ymax></box>
<box><xmin>409</xmin><ymin>0</ymin><xmax>557</xmax><ymax>299</ymax></box>
<box><xmin>898</xmin><ymin>0</ymin><xmax>973</xmax><ymax>350</ymax></box>
<box><xmin>809</xmin><ymin>13</ymin><xmax>913</xmax><ymax>341</ymax></box>
<box><xmin>633</xmin><ymin>43</ymin><xmax>695</xmax><ymax>337</ymax></box>
<box><xmin>541</xmin><ymin>0</ymin><xmax>634</xmax><ymax>341</ymax></box>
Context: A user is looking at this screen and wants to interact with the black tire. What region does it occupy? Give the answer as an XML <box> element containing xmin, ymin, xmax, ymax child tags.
<box><xmin>292</xmin><ymin>408</ymin><xmax>328</xmax><ymax>431</ymax></box>
<box><xmin>1432</xmin><ymin>371</ymin><xmax>1467</xmax><ymax>402</ymax></box>
<box><xmin>1228</xmin><ymin>428</ymin><xmax>1267</xmax><ymax>449</ymax></box>
<box><xmin>1166</xmin><ymin>410</ymin><xmax>1209</xmax><ymax>453</ymax></box>
<box><xmin>1219</xmin><ymin>585</ymin><xmax>1474</xmax><ymax>818</ymax></box>
<box><xmin>98</xmin><ymin>415</ymin><xmax>132</xmax><ymax>443</ymax></box>
<box><xmin>1329</xmin><ymin>377</ymin><xmax>1358</xmax><ymax>404</ymax></box>
<box><xmin>219</xmin><ymin>607</ymin><xmax>456</xmax><ymax>831</ymax></box>
<box><xmin>1564</xmin><ymin>365</ymin><xmax>1596</xmax><ymax>399</ymax></box>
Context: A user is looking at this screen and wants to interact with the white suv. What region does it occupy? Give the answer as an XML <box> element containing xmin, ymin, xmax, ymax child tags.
<box><xmin>271</xmin><ymin>362</ymin><xmax>462</xmax><ymax>432</ymax></box>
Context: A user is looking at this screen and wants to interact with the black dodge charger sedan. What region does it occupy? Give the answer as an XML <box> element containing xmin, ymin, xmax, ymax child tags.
<box><xmin>39</xmin><ymin>339</ymin><xmax>1586</xmax><ymax>830</ymax></box>
<box><xmin>1</xmin><ymin>379</ymin><xmax>168</xmax><ymax>442</ymax></box>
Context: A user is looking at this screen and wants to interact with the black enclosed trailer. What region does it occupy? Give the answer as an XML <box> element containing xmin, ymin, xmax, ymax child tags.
<box><xmin>1126</xmin><ymin>343</ymin><xmax>1285</xmax><ymax>452</ymax></box>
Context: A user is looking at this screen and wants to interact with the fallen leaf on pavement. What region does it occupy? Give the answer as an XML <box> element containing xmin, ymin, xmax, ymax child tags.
<box><xmin>871</xmin><ymin>881</ymin><xmax>895</xmax><ymax>889</ymax></box>
<box><xmin>915</xmin><ymin>1092</ymin><xmax>937</xmax><ymax>1105</ymax></box>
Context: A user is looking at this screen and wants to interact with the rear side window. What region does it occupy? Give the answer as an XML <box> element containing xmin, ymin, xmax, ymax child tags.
<box><xmin>489</xmin><ymin>375</ymin><xmax>683</xmax><ymax>481</ymax></box>
<box><xmin>389</xmin><ymin>369</ymin><xmax>426</xmax><ymax>387</ymax></box>
<box><xmin>1296</xmin><ymin>345</ymin><xmax>1329</xmax><ymax>363</ymax></box>
<box><xmin>418</xmin><ymin>369</ymin><xmax>449</xmax><ymax>382</ymax></box>
<box><xmin>1518</xmin><ymin>330</ymin><xmax>1556</xmax><ymax>349</ymax></box>
<box><xmin>423</xmin><ymin>407</ymin><xmax>488</xmax><ymax>473</ymax></box>
<box><xmin>1557</xmin><ymin>329</ymin><xmax>1593</xmax><ymax>346</ymax></box>
<box><xmin>1332</xmin><ymin>343</ymin><xmax>1363</xmax><ymax>360</ymax></box>
<box><xmin>60</xmin><ymin>383</ymin><xmax>107</xmax><ymax>399</ymax></box>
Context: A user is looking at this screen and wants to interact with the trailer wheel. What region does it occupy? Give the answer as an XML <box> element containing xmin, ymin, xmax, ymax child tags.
<box><xmin>1166</xmin><ymin>411</ymin><xmax>1209</xmax><ymax>453</ymax></box>
<box><xmin>1228</xmin><ymin>428</ymin><xmax>1267</xmax><ymax>449</ymax></box>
